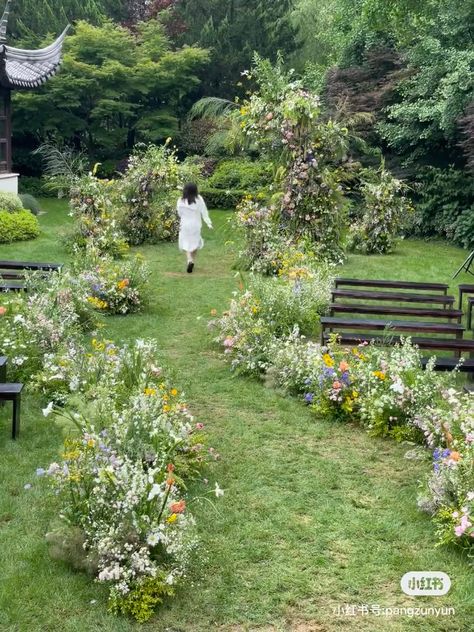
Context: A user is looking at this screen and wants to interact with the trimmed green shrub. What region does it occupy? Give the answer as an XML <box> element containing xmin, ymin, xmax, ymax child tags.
<box><xmin>0</xmin><ymin>209</ymin><xmax>40</xmax><ymax>243</ymax></box>
<box><xmin>207</xmin><ymin>159</ymin><xmax>273</xmax><ymax>191</ymax></box>
<box><xmin>200</xmin><ymin>187</ymin><xmax>247</xmax><ymax>209</ymax></box>
<box><xmin>19</xmin><ymin>193</ymin><xmax>42</xmax><ymax>216</ymax></box>
<box><xmin>0</xmin><ymin>192</ymin><xmax>24</xmax><ymax>213</ymax></box>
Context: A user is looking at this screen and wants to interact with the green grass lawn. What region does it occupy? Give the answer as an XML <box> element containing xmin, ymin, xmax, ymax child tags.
<box><xmin>0</xmin><ymin>202</ymin><xmax>473</xmax><ymax>631</ymax></box>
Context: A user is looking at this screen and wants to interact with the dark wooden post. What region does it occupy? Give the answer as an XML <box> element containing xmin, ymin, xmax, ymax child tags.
<box><xmin>0</xmin><ymin>87</ymin><xmax>11</xmax><ymax>173</ymax></box>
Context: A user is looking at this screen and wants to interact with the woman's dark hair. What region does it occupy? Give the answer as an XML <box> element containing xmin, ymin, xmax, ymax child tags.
<box><xmin>183</xmin><ymin>182</ymin><xmax>198</xmax><ymax>205</ymax></box>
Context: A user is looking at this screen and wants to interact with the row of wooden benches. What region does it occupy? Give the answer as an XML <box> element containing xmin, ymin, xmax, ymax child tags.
<box><xmin>320</xmin><ymin>278</ymin><xmax>474</xmax><ymax>374</ymax></box>
<box><xmin>0</xmin><ymin>259</ymin><xmax>62</xmax><ymax>292</ymax></box>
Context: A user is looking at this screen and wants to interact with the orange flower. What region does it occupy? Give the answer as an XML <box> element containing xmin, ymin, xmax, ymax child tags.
<box><xmin>166</xmin><ymin>477</ymin><xmax>175</xmax><ymax>487</ymax></box>
<box><xmin>333</xmin><ymin>381</ymin><xmax>342</xmax><ymax>389</ymax></box>
<box><xmin>0</xmin><ymin>306</ymin><xmax>6</xmax><ymax>316</ymax></box>
<box><xmin>449</xmin><ymin>451</ymin><xmax>462</xmax><ymax>462</ymax></box>
<box><xmin>169</xmin><ymin>500</ymin><xmax>186</xmax><ymax>514</ymax></box>
<box><xmin>117</xmin><ymin>278</ymin><xmax>130</xmax><ymax>290</ymax></box>
<box><xmin>339</xmin><ymin>361</ymin><xmax>349</xmax><ymax>372</ymax></box>
<box><xmin>167</xmin><ymin>463</ymin><xmax>175</xmax><ymax>473</ymax></box>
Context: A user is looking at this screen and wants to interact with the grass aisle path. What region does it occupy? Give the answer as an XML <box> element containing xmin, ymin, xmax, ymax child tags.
<box><xmin>0</xmin><ymin>204</ymin><xmax>473</xmax><ymax>631</ymax></box>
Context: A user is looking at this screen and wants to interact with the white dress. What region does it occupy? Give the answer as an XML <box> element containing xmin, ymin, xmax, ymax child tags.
<box><xmin>177</xmin><ymin>195</ymin><xmax>212</xmax><ymax>252</ymax></box>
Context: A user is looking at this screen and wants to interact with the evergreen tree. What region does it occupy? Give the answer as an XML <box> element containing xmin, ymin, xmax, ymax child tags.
<box><xmin>176</xmin><ymin>0</ymin><xmax>300</xmax><ymax>97</ymax></box>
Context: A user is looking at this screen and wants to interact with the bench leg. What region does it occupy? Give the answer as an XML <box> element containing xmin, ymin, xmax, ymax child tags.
<box><xmin>0</xmin><ymin>363</ymin><xmax>5</xmax><ymax>408</ymax></box>
<box><xmin>468</xmin><ymin>303</ymin><xmax>473</xmax><ymax>331</ymax></box>
<box><xmin>12</xmin><ymin>396</ymin><xmax>20</xmax><ymax>439</ymax></box>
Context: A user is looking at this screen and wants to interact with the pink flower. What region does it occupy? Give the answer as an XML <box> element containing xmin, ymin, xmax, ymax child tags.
<box><xmin>223</xmin><ymin>337</ymin><xmax>235</xmax><ymax>348</ymax></box>
<box><xmin>195</xmin><ymin>423</ymin><xmax>204</xmax><ymax>430</ymax></box>
<box><xmin>455</xmin><ymin>514</ymin><xmax>472</xmax><ymax>537</ymax></box>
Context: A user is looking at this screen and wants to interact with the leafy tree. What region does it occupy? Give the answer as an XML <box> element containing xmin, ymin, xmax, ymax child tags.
<box><xmin>176</xmin><ymin>0</ymin><xmax>300</xmax><ymax>97</ymax></box>
<box><xmin>12</xmin><ymin>20</ymin><xmax>209</xmax><ymax>168</ymax></box>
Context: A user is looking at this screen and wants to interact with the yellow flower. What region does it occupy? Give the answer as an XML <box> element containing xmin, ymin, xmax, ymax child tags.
<box><xmin>163</xmin><ymin>404</ymin><xmax>171</xmax><ymax>413</ymax></box>
<box><xmin>87</xmin><ymin>439</ymin><xmax>95</xmax><ymax>448</ymax></box>
<box><xmin>144</xmin><ymin>388</ymin><xmax>157</xmax><ymax>396</ymax></box>
<box><xmin>322</xmin><ymin>353</ymin><xmax>335</xmax><ymax>368</ymax></box>
<box><xmin>167</xmin><ymin>513</ymin><xmax>177</xmax><ymax>523</ymax></box>
<box><xmin>373</xmin><ymin>371</ymin><xmax>386</xmax><ymax>380</ymax></box>
<box><xmin>170</xmin><ymin>388</ymin><xmax>178</xmax><ymax>397</ymax></box>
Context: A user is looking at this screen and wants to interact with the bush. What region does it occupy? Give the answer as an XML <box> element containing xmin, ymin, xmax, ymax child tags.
<box><xmin>411</xmin><ymin>166</ymin><xmax>474</xmax><ymax>249</ymax></box>
<box><xmin>200</xmin><ymin>187</ymin><xmax>247</xmax><ymax>209</ymax></box>
<box><xmin>0</xmin><ymin>209</ymin><xmax>40</xmax><ymax>243</ymax></box>
<box><xmin>19</xmin><ymin>193</ymin><xmax>42</xmax><ymax>216</ymax></box>
<box><xmin>348</xmin><ymin>164</ymin><xmax>413</xmax><ymax>255</ymax></box>
<box><xmin>0</xmin><ymin>192</ymin><xmax>24</xmax><ymax>213</ymax></box>
<box><xmin>119</xmin><ymin>144</ymin><xmax>200</xmax><ymax>245</ymax></box>
<box><xmin>19</xmin><ymin>176</ymin><xmax>55</xmax><ymax>197</ymax></box>
<box><xmin>207</xmin><ymin>159</ymin><xmax>272</xmax><ymax>191</ymax></box>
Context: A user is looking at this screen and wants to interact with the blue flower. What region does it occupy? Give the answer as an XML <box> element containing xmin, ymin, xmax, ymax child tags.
<box><xmin>340</xmin><ymin>371</ymin><xmax>351</xmax><ymax>385</ymax></box>
<box><xmin>36</xmin><ymin>468</ymin><xmax>46</xmax><ymax>477</ymax></box>
<box><xmin>304</xmin><ymin>393</ymin><xmax>314</xmax><ymax>404</ymax></box>
<box><xmin>442</xmin><ymin>448</ymin><xmax>451</xmax><ymax>458</ymax></box>
<box><xmin>433</xmin><ymin>448</ymin><xmax>441</xmax><ymax>461</ymax></box>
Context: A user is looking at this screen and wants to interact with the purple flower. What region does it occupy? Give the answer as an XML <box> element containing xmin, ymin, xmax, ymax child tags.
<box><xmin>304</xmin><ymin>393</ymin><xmax>314</xmax><ymax>404</ymax></box>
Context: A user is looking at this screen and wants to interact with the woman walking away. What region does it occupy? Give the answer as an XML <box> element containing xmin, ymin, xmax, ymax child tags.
<box><xmin>177</xmin><ymin>182</ymin><xmax>213</xmax><ymax>273</ymax></box>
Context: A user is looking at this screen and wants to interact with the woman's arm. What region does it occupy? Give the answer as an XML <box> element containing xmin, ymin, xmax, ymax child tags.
<box><xmin>199</xmin><ymin>197</ymin><xmax>213</xmax><ymax>228</ymax></box>
<box><xmin>177</xmin><ymin>199</ymin><xmax>183</xmax><ymax>218</ymax></box>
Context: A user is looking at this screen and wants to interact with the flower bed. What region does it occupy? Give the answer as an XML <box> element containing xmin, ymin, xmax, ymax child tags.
<box><xmin>212</xmin><ymin>257</ymin><xmax>474</xmax><ymax>557</ymax></box>
<box><xmin>35</xmin><ymin>338</ymin><xmax>220</xmax><ymax>622</ymax></box>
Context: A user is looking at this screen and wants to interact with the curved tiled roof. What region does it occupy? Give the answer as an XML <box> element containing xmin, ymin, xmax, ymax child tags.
<box><xmin>0</xmin><ymin>26</ymin><xmax>70</xmax><ymax>89</ymax></box>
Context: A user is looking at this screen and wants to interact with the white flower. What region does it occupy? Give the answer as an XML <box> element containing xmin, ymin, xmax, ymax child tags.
<box><xmin>147</xmin><ymin>483</ymin><xmax>161</xmax><ymax>501</ymax></box>
<box><xmin>47</xmin><ymin>462</ymin><xmax>61</xmax><ymax>475</ymax></box>
<box><xmin>214</xmin><ymin>482</ymin><xmax>225</xmax><ymax>498</ymax></box>
<box><xmin>147</xmin><ymin>532</ymin><xmax>161</xmax><ymax>547</ymax></box>
<box><xmin>165</xmin><ymin>573</ymin><xmax>174</xmax><ymax>585</ymax></box>
<box><xmin>42</xmin><ymin>402</ymin><xmax>54</xmax><ymax>417</ymax></box>
<box><xmin>390</xmin><ymin>380</ymin><xmax>405</xmax><ymax>394</ymax></box>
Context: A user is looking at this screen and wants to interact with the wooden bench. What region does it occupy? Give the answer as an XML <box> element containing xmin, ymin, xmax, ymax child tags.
<box><xmin>420</xmin><ymin>357</ymin><xmax>474</xmax><ymax>372</ymax></box>
<box><xmin>0</xmin><ymin>282</ymin><xmax>27</xmax><ymax>292</ymax></box>
<box><xmin>320</xmin><ymin>317</ymin><xmax>464</xmax><ymax>344</ymax></box>
<box><xmin>322</xmin><ymin>330</ymin><xmax>474</xmax><ymax>350</ymax></box>
<box><xmin>468</xmin><ymin>297</ymin><xmax>474</xmax><ymax>331</ymax></box>
<box><xmin>0</xmin><ymin>383</ymin><xmax>23</xmax><ymax>439</ymax></box>
<box><xmin>458</xmin><ymin>283</ymin><xmax>474</xmax><ymax>310</ymax></box>
<box><xmin>329</xmin><ymin>303</ymin><xmax>463</xmax><ymax>322</ymax></box>
<box><xmin>335</xmin><ymin>278</ymin><xmax>449</xmax><ymax>294</ymax></box>
<box><xmin>331</xmin><ymin>288</ymin><xmax>455</xmax><ymax>307</ymax></box>
<box><xmin>0</xmin><ymin>260</ymin><xmax>62</xmax><ymax>272</ymax></box>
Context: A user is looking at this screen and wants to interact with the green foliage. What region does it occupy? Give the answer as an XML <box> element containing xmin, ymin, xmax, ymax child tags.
<box><xmin>19</xmin><ymin>193</ymin><xmax>42</xmax><ymax>216</ymax></box>
<box><xmin>411</xmin><ymin>166</ymin><xmax>474</xmax><ymax>249</ymax></box>
<box><xmin>348</xmin><ymin>163</ymin><xmax>413</xmax><ymax>254</ymax></box>
<box><xmin>207</xmin><ymin>159</ymin><xmax>272</xmax><ymax>191</ymax></box>
<box><xmin>19</xmin><ymin>176</ymin><xmax>55</xmax><ymax>198</ymax></box>
<box><xmin>199</xmin><ymin>187</ymin><xmax>247</xmax><ymax>210</ymax></box>
<box><xmin>0</xmin><ymin>209</ymin><xmax>40</xmax><ymax>242</ymax></box>
<box><xmin>13</xmin><ymin>20</ymin><xmax>210</xmax><ymax>165</ymax></box>
<box><xmin>177</xmin><ymin>0</ymin><xmax>299</xmax><ymax>97</ymax></box>
<box><xmin>0</xmin><ymin>192</ymin><xmax>24</xmax><ymax>213</ymax></box>
<box><xmin>67</xmin><ymin>172</ymin><xmax>129</xmax><ymax>257</ymax></box>
<box><xmin>109</xmin><ymin>575</ymin><xmax>175</xmax><ymax>623</ymax></box>
<box><xmin>119</xmin><ymin>143</ymin><xmax>201</xmax><ymax>245</ymax></box>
